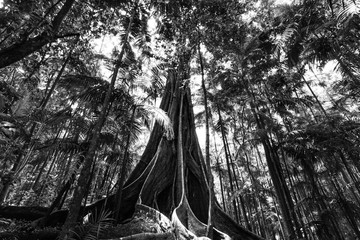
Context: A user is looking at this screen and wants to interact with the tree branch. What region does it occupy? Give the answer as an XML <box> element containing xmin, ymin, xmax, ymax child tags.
<box><xmin>51</xmin><ymin>0</ymin><xmax>76</xmax><ymax>32</ymax></box>
<box><xmin>0</xmin><ymin>0</ymin><xmax>76</xmax><ymax>69</ymax></box>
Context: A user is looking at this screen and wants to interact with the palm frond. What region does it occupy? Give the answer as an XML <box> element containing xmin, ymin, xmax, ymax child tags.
<box><xmin>123</xmin><ymin>117</ymin><xmax>143</xmax><ymax>143</ymax></box>
<box><xmin>98</xmin><ymin>131</ymin><xmax>117</xmax><ymax>147</ymax></box>
<box><xmin>194</xmin><ymin>110</ymin><xmax>205</xmax><ymax>126</ymax></box>
<box><xmin>59</xmin><ymin>75</ymin><xmax>106</xmax><ymax>91</ymax></box>
<box><xmin>132</xmin><ymin>5</ymin><xmax>151</xmax><ymax>50</ymax></box>
<box><xmin>213</xmin><ymin>119</ymin><xmax>229</xmax><ymax>135</ymax></box>
<box><xmin>121</xmin><ymin>46</ymin><xmax>136</xmax><ymax>68</ymax></box>
<box><xmin>37</xmin><ymin>138</ymin><xmax>84</xmax><ymax>155</ymax></box>
<box><xmin>242</xmin><ymin>35</ymin><xmax>260</xmax><ymax>61</ymax></box>
<box><xmin>106</xmin><ymin>150</ymin><xmax>121</xmax><ymax>165</ymax></box>
<box><xmin>274</xmin><ymin>26</ymin><xmax>298</xmax><ymax>54</ymax></box>
<box><xmin>111</xmin><ymin>86</ymin><xmax>131</xmax><ymax>104</ymax></box>
<box><xmin>68</xmin><ymin>116</ymin><xmax>93</xmax><ymax>135</ymax></box>
<box><xmin>302</xmin><ymin>36</ymin><xmax>333</xmax><ymax>67</ymax></box>
<box><xmin>87</xmin><ymin>208</ymin><xmax>113</xmax><ymax>238</ymax></box>
<box><xmin>45</xmin><ymin>107</ymin><xmax>72</xmax><ymax>126</ymax></box>
<box><xmin>140</xmin><ymin>63</ymin><xmax>167</xmax><ymax>100</ymax></box>
<box><xmin>28</xmin><ymin>152</ymin><xmax>47</xmax><ymax>166</ymax></box>
<box><xmin>73</xmin><ymin>84</ymin><xmax>107</xmax><ymax>107</ymax></box>
<box><xmin>68</xmin><ymin>55</ymin><xmax>92</xmax><ymax>76</ymax></box>
<box><xmin>336</xmin><ymin>2</ymin><xmax>360</xmax><ymax>24</ymax></box>
<box><xmin>137</xmin><ymin>104</ymin><xmax>174</xmax><ymax>139</ymax></box>
<box><xmin>71</xmin><ymin>208</ymin><xmax>113</xmax><ymax>240</ymax></box>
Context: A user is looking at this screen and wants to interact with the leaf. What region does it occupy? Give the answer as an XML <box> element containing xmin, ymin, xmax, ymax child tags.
<box><xmin>72</xmin><ymin>209</ymin><xmax>113</xmax><ymax>240</ymax></box>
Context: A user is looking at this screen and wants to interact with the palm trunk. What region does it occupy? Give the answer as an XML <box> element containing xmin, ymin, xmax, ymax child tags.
<box><xmin>217</xmin><ymin>106</ymin><xmax>240</xmax><ymax>223</ymax></box>
<box><xmin>33</xmin><ymin>125</ymin><xmax>65</xmax><ymax>191</ymax></box>
<box><xmin>0</xmin><ymin>50</ymin><xmax>73</xmax><ymax>204</ymax></box>
<box><xmin>58</xmin><ymin>5</ymin><xmax>137</xmax><ymax>237</ymax></box>
<box><xmin>198</xmin><ymin>44</ymin><xmax>214</xmax><ymax>238</ymax></box>
<box><xmin>211</xmin><ymin>113</ymin><xmax>227</xmax><ymax>212</ymax></box>
<box><xmin>37</xmin><ymin>151</ymin><xmax>60</xmax><ymax>196</ymax></box>
<box><xmin>214</xmin><ymin>146</ymin><xmax>227</xmax><ymax>211</ymax></box>
<box><xmin>244</xmin><ymin>79</ymin><xmax>299</xmax><ymax>238</ymax></box>
<box><xmin>331</xmin><ymin>177</ymin><xmax>360</xmax><ymax>238</ymax></box>
<box><xmin>114</xmin><ymin>106</ymin><xmax>137</xmax><ymax>222</ymax></box>
<box><xmin>42</xmin><ymin>151</ymin><xmax>85</xmax><ymax>224</ymax></box>
<box><xmin>32</xmin><ymin>154</ymin><xmax>50</xmax><ymax>191</ymax></box>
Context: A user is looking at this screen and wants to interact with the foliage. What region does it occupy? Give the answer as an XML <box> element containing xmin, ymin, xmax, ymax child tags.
<box><xmin>71</xmin><ymin>209</ymin><xmax>113</xmax><ymax>240</ymax></box>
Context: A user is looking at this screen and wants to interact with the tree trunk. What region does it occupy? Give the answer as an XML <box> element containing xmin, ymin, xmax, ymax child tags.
<box><xmin>198</xmin><ymin>44</ymin><xmax>214</xmax><ymax>238</ymax></box>
<box><xmin>244</xmin><ymin>82</ymin><xmax>297</xmax><ymax>239</ymax></box>
<box><xmin>114</xmin><ymin>106</ymin><xmax>137</xmax><ymax>222</ymax></box>
<box><xmin>217</xmin><ymin>107</ymin><xmax>240</xmax><ymax>223</ymax></box>
<box><xmin>98</xmin><ymin>58</ymin><xmax>263</xmax><ymax>239</ymax></box>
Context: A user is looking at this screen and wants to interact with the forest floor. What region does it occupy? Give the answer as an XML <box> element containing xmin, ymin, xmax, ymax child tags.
<box><xmin>0</xmin><ymin>209</ymin><xmax>175</xmax><ymax>240</ymax></box>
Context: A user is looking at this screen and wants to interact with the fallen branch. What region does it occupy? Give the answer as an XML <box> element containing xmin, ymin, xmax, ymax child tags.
<box><xmin>0</xmin><ymin>206</ymin><xmax>48</xmax><ymax>221</ymax></box>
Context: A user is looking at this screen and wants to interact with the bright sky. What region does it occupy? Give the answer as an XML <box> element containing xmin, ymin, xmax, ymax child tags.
<box><xmin>0</xmin><ymin>0</ymin><xmax>3</xmax><ymax>8</ymax></box>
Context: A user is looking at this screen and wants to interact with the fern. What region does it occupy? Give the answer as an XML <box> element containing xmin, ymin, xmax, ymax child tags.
<box><xmin>71</xmin><ymin>209</ymin><xmax>113</xmax><ymax>240</ymax></box>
